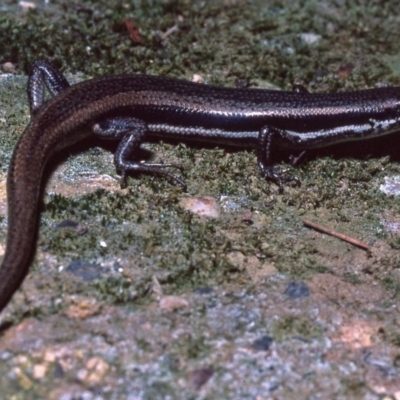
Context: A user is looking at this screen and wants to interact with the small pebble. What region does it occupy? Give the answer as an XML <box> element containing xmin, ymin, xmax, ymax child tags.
<box><xmin>284</xmin><ymin>281</ymin><xmax>310</xmax><ymax>299</ymax></box>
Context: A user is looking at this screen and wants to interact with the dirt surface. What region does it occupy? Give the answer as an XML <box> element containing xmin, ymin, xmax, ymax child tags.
<box><xmin>1</xmin><ymin>1</ymin><xmax>400</xmax><ymax>399</ymax></box>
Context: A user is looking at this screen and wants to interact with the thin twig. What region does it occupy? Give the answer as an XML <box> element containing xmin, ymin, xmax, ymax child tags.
<box><xmin>302</xmin><ymin>219</ymin><xmax>371</xmax><ymax>251</ymax></box>
<box><xmin>160</xmin><ymin>24</ymin><xmax>179</xmax><ymax>40</ymax></box>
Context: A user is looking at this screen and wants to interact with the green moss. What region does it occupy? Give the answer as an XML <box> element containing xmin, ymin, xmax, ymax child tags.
<box><xmin>381</xmin><ymin>275</ymin><xmax>400</xmax><ymax>300</ymax></box>
<box><xmin>171</xmin><ymin>333</ymin><xmax>211</xmax><ymax>361</ymax></box>
<box><xmin>0</xmin><ymin>0</ymin><xmax>396</xmax><ymax>86</ymax></box>
<box><xmin>340</xmin><ymin>379</ymin><xmax>369</xmax><ymax>399</ymax></box>
<box><xmin>271</xmin><ymin>314</ymin><xmax>323</xmax><ymax>341</ymax></box>
<box><xmin>1</xmin><ymin>0</ymin><xmax>400</xmax><ymax>328</ymax></box>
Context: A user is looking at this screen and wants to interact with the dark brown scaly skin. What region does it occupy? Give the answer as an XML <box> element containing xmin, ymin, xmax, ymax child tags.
<box><xmin>1</xmin><ymin>86</ymin><xmax>93</xmax><ymax>314</ymax></box>
<box><xmin>2</xmin><ymin>60</ymin><xmax>400</xmax><ymax>314</ymax></box>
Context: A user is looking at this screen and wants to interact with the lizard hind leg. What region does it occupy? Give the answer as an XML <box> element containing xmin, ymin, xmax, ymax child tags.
<box><xmin>257</xmin><ymin>126</ymin><xmax>300</xmax><ymax>193</ymax></box>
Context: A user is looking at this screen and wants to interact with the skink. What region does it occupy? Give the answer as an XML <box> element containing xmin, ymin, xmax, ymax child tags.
<box><xmin>1</xmin><ymin>59</ymin><xmax>400</xmax><ymax>314</ymax></box>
